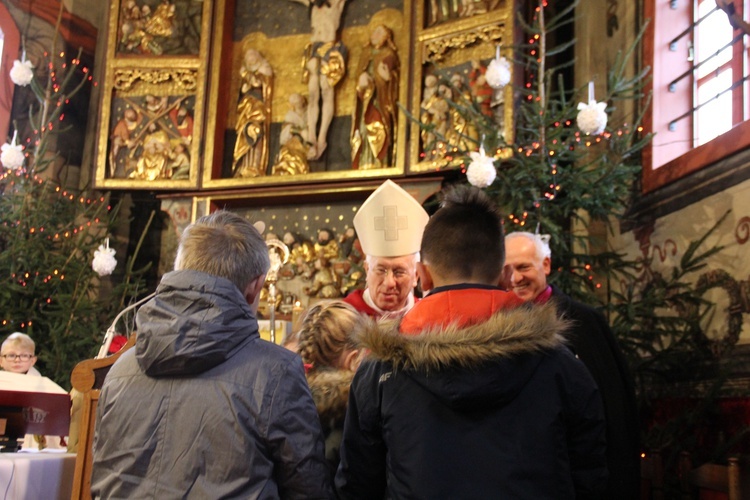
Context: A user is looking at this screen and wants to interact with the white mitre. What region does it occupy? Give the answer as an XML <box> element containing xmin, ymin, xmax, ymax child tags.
<box><xmin>353</xmin><ymin>180</ymin><xmax>429</xmax><ymax>258</ymax></box>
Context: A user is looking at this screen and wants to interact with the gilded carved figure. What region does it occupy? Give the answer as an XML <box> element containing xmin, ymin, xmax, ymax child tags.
<box><xmin>469</xmin><ymin>59</ymin><xmax>494</xmax><ymax>118</ymax></box>
<box><xmin>446</xmin><ymin>72</ymin><xmax>478</xmax><ymax>151</ymax></box>
<box><xmin>420</xmin><ymin>75</ymin><xmax>450</xmax><ymax>161</ymax></box>
<box><xmin>145</xmin><ymin>0</ymin><xmax>176</xmax><ymax>39</ymax></box>
<box><xmin>350</xmin><ymin>25</ymin><xmax>400</xmax><ymax>170</ymax></box>
<box><xmin>118</xmin><ymin>0</ymin><xmax>202</xmax><ymax>56</ymax></box>
<box><xmin>233</xmin><ymin>48</ymin><xmax>273</xmax><ymax>178</ymax></box>
<box><xmin>170</xmin><ymin>105</ymin><xmax>194</xmax><ymax>144</ymax></box>
<box><xmin>170</xmin><ymin>143</ymin><xmax>191</xmax><ymax>179</ymax></box>
<box><xmin>314</xmin><ymin>229</ymin><xmax>340</xmax><ymax>261</ymax></box>
<box><xmin>283</xmin><ymin>231</ymin><xmax>316</xmax><ymax>275</ymax></box>
<box><xmin>109</xmin><ymin>107</ymin><xmax>142</xmax><ymax>178</ymax></box>
<box><xmin>272</xmin><ymin>93</ymin><xmax>311</xmax><ymax>176</ymax></box>
<box><xmin>288</xmin><ymin>0</ymin><xmax>348</xmax><ymax>160</ymax></box>
<box><xmin>130</xmin><ymin>123</ymin><xmax>172</xmax><ymax>180</ymax></box>
<box><xmin>304</xmin><ymin>256</ymin><xmax>342</xmax><ymax>299</ymax></box>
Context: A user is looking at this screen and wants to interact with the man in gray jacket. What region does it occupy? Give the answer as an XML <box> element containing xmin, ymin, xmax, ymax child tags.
<box><xmin>91</xmin><ymin>210</ymin><xmax>332</xmax><ymax>499</ymax></box>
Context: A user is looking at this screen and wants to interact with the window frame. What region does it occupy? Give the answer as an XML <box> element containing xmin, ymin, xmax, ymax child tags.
<box><xmin>642</xmin><ymin>0</ymin><xmax>750</xmax><ymax>193</ymax></box>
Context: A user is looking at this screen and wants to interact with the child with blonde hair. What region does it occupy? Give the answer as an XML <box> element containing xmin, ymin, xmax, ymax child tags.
<box><xmin>296</xmin><ymin>300</ymin><xmax>366</xmax><ymax>474</ymax></box>
<box><xmin>1</xmin><ymin>332</ymin><xmax>66</xmax><ymax>451</ymax></box>
<box><xmin>0</xmin><ymin>332</ymin><xmax>39</xmax><ymax>375</ymax></box>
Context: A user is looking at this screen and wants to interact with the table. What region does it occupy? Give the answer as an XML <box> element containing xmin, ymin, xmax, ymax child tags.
<box><xmin>0</xmin><ymin>452</ymin><xmax>75</xmax><ymax>500</ymax></box>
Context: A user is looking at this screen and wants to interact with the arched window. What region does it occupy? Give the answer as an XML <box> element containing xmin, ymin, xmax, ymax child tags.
<box><xmin>0</xmin><ymin>4</ymin><xmax>20</xmax><ymax>144</ymax></box>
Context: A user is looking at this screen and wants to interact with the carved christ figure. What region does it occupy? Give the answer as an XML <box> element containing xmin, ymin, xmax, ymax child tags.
<box><xmin>289</xmin><ymin>0</ymin><xmax>348</xmax><ymax>160</ymax></box>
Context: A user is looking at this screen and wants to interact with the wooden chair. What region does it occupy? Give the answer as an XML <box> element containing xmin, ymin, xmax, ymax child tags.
<box><xmin>641</xmin><ymin>451</ymin><xmax>665</xmax><ymax>500</ymax></box>
<box><xmin>69</xmin><ymin>335</ymin><xmax>136</xmax><ymax>500</ymax></box>
<box><xmin>679</xmin><ymin>451</ymin><xmax>746</xmax><ymax>500</ymax></box>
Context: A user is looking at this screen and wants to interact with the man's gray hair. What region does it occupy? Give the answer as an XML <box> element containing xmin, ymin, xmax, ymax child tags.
<box><xmin>505</xmin><ymin>231</ymin><xmax>552</xmax><ymax>261</ymax></box>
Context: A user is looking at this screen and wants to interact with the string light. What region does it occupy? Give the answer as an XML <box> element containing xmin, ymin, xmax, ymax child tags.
<box><xmin>0</xmin><ymin>48</ymin><xmax>103</xmax><ymax>331</ymax></box>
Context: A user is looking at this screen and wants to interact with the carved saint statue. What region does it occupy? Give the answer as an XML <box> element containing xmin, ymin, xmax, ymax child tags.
<box><xmin>351</xmin><ymin>24</ymin><xmax>400</xmax><ymax>170</ymax></box>
<box><xmin>304</xmin><ymin>256</ymin><xmax>342</xmax><ymax>299</ymax></box>
<box><xmin>109</xmin><ymin>107</ymin><xmax>141</xmax><ymax>178</ymax></box>
<box><xmin>446</xmin><ymin>72</ymin><xmax>479</xmax><ymax>151</ymax></box>
<box><xmin>233</xmin><ymin>48</ymin><xmax>273</xmax><ymax>178</ymax></box>
<box><xmin>272</xmin><ymin>93</ymin><xmax>311</xmax><ymax>176</ymax></box>
<box><xmin>420</xmin><ymin>75</ymin><xmax>450</xmax><ymax>161</ymax></box>
<box><xmin>130</xmin><ymin>123</ymin><xmax>172</xmax><ymax>181</ymax></box>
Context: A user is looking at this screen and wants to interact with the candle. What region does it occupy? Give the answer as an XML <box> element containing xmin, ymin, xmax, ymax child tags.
<box><xmin>292</xmin><ymin>300</ymin><xmax>303</xmax><ymax>327</ymax></box>
<box><xmin>588</xmin><ymin>81</ymin><xmax>595</xmax><ymax>103</ymax></box>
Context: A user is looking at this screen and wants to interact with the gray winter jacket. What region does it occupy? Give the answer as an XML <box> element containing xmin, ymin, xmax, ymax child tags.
<box><xmin>91</xmin><ymin>270</ymin><xmax>332</xmax><ymax>499</ymax></box>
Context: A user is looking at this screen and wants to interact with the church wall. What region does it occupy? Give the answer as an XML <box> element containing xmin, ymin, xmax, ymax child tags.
<box><xmin>614</xmin><ymin>177</ymin><xmax>750</xmax><ymax>348</ymax></box>
<box><xmin>575</xmin><ymin>0</ymin><xmax>750</xmax><ymax>356</ymax></box>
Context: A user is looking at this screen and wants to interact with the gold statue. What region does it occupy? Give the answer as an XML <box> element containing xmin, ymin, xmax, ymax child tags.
<box><xmin>313</xmin><ymin>229</ymin><xmax>339</xmax><ymax>261</ymax></box>
<box><xmin>305</xmin><ymin>256</ymin><xmax>342</xmax><ymax>298</ymax></box>
<box><xmin>351</xmin><ymin>25</ymin><xmax>399</xmax><ymax>170</ymax></box>
<box><xmin>130</xmin><ymin>124</ymin><xmax>171</xmax><ymax>180</ymax></box>
<box><xmin>233</xmin><ymin>49</ymin><xmax>273</xmax><ymax>178</ymax></box>
<box><xmin>446</xmin><ymin>73</ymin><xmax>479</xmax><ymax>151</ymax></box>
<box><xmin>272</xmin><ymin>93</ymin><xmax>310</xmax><ymax>176</ymax></box>
<box><xmin>420</xmin><ymin>75</ymin><xmax>450</xmax><ymax>161</ymax></box>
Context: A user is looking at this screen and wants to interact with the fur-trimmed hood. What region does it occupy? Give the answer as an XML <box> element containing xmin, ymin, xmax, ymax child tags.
<box><xmin>306</xmin><ymin>368</ymin><xmax>354</xmax><ymax>427</ymax></box>
<box><xmin>358</xmin><ymin>301</ymin><xmax>568</xmax><ymax>370</ymax></box>
<box><xmin>355</xmin><ymin>297</ymin><xmax>570</xmax><ymax>411</ymax></box>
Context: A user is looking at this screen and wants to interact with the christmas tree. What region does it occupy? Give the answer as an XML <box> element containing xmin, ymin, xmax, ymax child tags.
<box><xmin>420</xmin><ymin>0</ymin><xmax>748</xmax><ymax>486</ymax></box>
<box><xmin>417</xmin><ymin>0</ymin><xmax>651</xmax><ymax>296</ymax></box>
<box><xmin>0</xmin><ymin>15</ymin><xmax>149</xmax><ymax>387</ymax></box>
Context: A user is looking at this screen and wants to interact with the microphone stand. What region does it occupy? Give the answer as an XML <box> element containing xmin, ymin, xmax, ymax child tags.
<box><xmin>96</xmin><ymin>292</ymin><xmax>156</xmax><ymax>359</ymax></box>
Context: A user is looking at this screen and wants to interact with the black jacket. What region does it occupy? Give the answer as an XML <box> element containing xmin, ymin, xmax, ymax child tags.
<box><xmin>551</xmin><ymin>286</ymin><xmax>640</xmax><ymax>500</ymax></box>
<box><xmin>335</xmin><ymin>288</ymin><xmax>607</xmax><ymax>499</ymax></box>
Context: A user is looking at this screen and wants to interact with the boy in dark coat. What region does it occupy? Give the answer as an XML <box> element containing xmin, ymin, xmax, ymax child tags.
<box><xmin>335</xmin><ymin>186</ymin><xmax>607</xmax><ymax>499</ymax></box>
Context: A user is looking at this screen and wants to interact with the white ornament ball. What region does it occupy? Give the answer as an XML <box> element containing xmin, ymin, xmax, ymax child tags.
<box><xmin>576</xmin><ymin>100</ymin><xmax>608</xmax><ymax>135</ymax></box>
<box><xmin>92</xmin><ymin>244</ymin><xmax>118</xmax><ymax>276</ymax></box>
<box><xmin>9</xmin><ymin>59</ymin><xmax>34</xmax><ymax>87</ymax></box>
<box><xmin>0</xmin><ymin>142</ymin><xmax>25</xmax><ymax>169</ymax></box>
<box><xmin>486</xmin><ymin>56</ymin><xmax>511</xmax><ymax>89</ymax></box>
<box><xmin>466</xmin><ymin>150</ymin><xmax>497</xmax><ymax>188</ymax></box>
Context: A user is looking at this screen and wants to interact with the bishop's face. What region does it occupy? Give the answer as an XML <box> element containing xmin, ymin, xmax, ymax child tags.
<box><xmin>364</xmin><ymin>254</ymin><xmax>418</xmax><ymax>311</ymax></box>
<box><xmin>504</xmin><ymin>237</ymin><xmax>550</xmax><ymax>302</ymax></box>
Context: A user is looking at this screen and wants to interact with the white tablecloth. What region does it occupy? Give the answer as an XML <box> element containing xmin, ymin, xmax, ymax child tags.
<box><xmin>0</xmin><ymin>452</ymin><xmax>75</xmax><ymax>500</ymax></box>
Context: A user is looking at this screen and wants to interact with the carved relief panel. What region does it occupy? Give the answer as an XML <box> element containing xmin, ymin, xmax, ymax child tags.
<box><xmin>95</xmin><ymin>0</ymin><xmax>213</xmax><ymax>189</ymax></box>
<box><xmin>410</xmin><ymin>0</ymin><xmax>515</xmax><ymax>173</ymax></box>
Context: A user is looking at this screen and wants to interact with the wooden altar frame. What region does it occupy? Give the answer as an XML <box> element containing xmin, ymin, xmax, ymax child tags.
<box><xmin>93</xmin><ymin>0</ymin><xmax>215</xmax><ymax>190</ymax></box>
<box><xmin>201</xmin><ymin>0</ymin><xmax>413</xmax><ymax>188</ymax></box>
